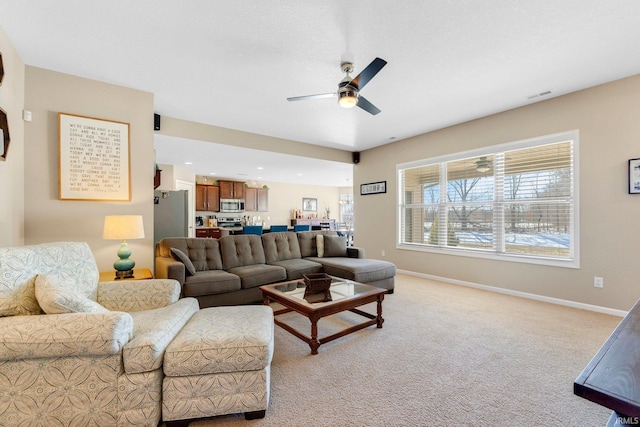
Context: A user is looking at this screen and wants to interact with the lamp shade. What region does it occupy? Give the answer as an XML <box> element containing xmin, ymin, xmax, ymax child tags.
<box><xmin>103</xmin><ymin>215</ymin><xmax>145</xmax><ymax>240</ymax></box>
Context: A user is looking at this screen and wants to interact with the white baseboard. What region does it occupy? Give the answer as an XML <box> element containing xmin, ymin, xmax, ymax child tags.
<box><xmin>397</xmin><ymin>269</ymin><xmax>627</xmax><ymax>318</ymax></box>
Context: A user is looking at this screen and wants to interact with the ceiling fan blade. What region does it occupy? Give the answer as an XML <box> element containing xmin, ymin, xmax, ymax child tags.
<box><xmin>356</xmin><ymin>96</ymin><xmax>381</xmax><ymax>115</ymax></box>
<box><xmin>287</xmin><ymin>93</ymin><xmax>336</xmax><ymax>102</ymax></box>
<box><xmin>350</xmin><ymin>57</ymin><xmax>387</xmax><ymax>90</ymax></box>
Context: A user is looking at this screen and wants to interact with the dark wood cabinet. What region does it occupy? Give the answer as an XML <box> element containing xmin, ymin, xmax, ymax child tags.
<box><xmin>219</xmin><ymin>180</ymin><xmax>245</xmax><ymax>199</ymax></box>
<box><xmin>245</xmin><ymin>187</ymin><xmax>268</xmax><ymax>212</ymax></box>
<box><xmin>195</xmin><ymin>184</ymin><xmax>219</xmax><ymax>211</ymax></box>
<box><xmin>195</xmin><ymin>228</ymin><xmax>224</xmax><ymax>238</ymax></box>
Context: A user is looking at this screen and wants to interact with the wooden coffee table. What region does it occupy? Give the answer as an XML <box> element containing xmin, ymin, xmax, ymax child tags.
<box><xmin>260</xmin><ymin>278</ymin><xmax>385</xmax><ymax>355</ymax></box>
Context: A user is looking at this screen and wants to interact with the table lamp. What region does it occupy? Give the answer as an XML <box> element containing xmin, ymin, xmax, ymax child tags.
<box><xmin>103</xmin><ymin>215</ymin><xmax>145</xmax><ymax>279</ymax></box>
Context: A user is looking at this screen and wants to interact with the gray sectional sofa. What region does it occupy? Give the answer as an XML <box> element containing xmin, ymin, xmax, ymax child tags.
<box><xmin>155</xmin><ymin>231</ymin><xmax>396</xmax><ymax>308</ymax></box>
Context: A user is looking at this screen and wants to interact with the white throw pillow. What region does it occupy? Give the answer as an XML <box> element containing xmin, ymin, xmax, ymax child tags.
<box><xmin>35</xmin><ymin>274</ymin><xmax>109</xmax><ymax>314</ymax></box>
<box><xmin>316</xmin><ymin>234</ymin><xmax>324</xmax><ymax>257</ymax></box>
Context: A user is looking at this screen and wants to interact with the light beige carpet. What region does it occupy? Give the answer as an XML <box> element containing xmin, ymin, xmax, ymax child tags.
<box><xmin>186</xmin><ymin>274</ymin><xmax>620</xmax><ymax>427</ymax></box>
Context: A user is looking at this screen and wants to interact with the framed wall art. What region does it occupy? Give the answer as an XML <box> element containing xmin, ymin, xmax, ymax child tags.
<box><xmin>302</xmin><ymin>197</ymin><xmax>317</xmax><ymax>212</ymax></box>
<box><xmin>360</xmin><ymin>181</ymin><xmax>387</xmax><ymax>195</ymax></box>
<box><xmin>59</xmin><ymin>113</ymin><xmax>131</xmax><ymax>201</ymax></box>
<box><xmin>629</xmin><ymin>158</ymin><xmax>640</xmax><ymax>194</ymax></box>
<box><xmin>0</xmin><ymin>108</ymin><xmax>9</xmax><ymax>161</ymax></box>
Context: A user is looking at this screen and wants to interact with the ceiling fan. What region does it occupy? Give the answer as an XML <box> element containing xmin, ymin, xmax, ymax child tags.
<box><xmin>287</xmin><ymin>57</ymin><xmax>387</xmax><ymax>115</ymax></box>
<box><xmin>475</xmin><ymin>156</ymin><xmax>492</xmax><ymax>172</ymax></box>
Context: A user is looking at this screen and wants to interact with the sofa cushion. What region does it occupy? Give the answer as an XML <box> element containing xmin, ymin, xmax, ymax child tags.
<box><xmin>262</xmin><ymin>232</ymin><xmax>302</xmax><ymax>263</ymax></box>
<box><xmin>219</xmin><ymin>235</ymin><xmax>267</xmax><ymax>269</ymax></box>
<box><xmin>316</xmin><ymin>234</ymin><xmax>325</xmax><ymax>257</ymax></box>
<box><xmin>164</xmin><ymin>306</ymin><xmax>274</xmax><ymax>376</ymax></box>
<box><xmin>226</xmin><ymin>264</ymin><xmax>287</xmax><ymax>289</ymax></box>
<box><xmin>0</xmin><ymin>242</ymin><xmax>99</xmax><ymax>317</ymax></box>
<box><xmin>323</xmin><ymin>235</ymin><xmax>348</xmax><ymax>257</ymax></box>
<box><xmin>296</xmin><ymin>231</ymin><xmax>323</xmax><ymax>258</ymax></box>
<box><xmin>170</xmin><ymin>248</ymin><xmax>196</xmax><ymax>275</ymax></box>
<box><xmin>269</xmin><ymin>258</ymin><xmax>323</xmax><ymax>280</ymax></box>
<box><xmin>308</xmin><ymin>257</ymin><xmax>397</xmax><ymax>284</ymax></box>
<box><xmin>124</xmin><ymin>297</ymin><xmax>199</xmax><ymax>374</ymax></box>
<box><xmin>158</xmin><ymin>238</ymin><xmax>224</xmax><ymax>272</ymax></box>
<box><xmin>35</xmin><ymin>274</ymin><xmax>109</xmax><ymax>314</ymax></box>
<box><xmin>183</xmin><ymin>270</ymin><xmax>241</xmax><ymax>297</ymax></box>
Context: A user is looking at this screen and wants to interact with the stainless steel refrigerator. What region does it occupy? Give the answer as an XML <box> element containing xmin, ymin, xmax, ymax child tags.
<box><xmin>154</xmin><ymin>190</ymin><xmax>188</xmax><ymax>245</ymax></box>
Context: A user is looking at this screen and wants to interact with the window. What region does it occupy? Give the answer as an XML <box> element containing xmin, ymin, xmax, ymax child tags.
<box><xmin>397</xmin><ymin>131</ymin><xmax>578</xmax><ymax>267</ymax></box>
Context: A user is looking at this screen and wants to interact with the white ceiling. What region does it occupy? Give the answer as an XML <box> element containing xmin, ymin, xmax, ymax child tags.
<box><xmin>2</xmin><ymin>1</ymin><xmax>640</xmax><ymax>186</ymax></box>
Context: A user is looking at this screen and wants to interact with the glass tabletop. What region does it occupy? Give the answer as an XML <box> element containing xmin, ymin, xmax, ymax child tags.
<box><xmin>270</xmin><ymin>278</ymin><xmax>375</xmax><ymax>304</ymax></box>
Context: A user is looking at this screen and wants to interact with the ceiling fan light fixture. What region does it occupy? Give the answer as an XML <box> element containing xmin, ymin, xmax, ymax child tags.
<box><xmin>338</xmin><ymin>87</ymin><xmax>358</xmax><ymax>108</ymax></box>
<box><xmin>476</xmin><ymin>157</ymin><xmax>491</xmax><ymax>173</ymax></box>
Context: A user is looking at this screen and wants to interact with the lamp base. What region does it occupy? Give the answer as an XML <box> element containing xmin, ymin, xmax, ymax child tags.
<box><xmin>114</xmin><ymin>269</ymin><xmax>135</xmax><ymax>280</ymax></box>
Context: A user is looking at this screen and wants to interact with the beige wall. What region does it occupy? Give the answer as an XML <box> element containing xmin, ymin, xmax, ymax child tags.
<box><xmin>356</xmin><ymin>75</ymin><xmax>640</xmax><ymax>311</ymax></box>
<box><xmin>24</xmin><ymin>67</ymin><xmax>155</xmax><ymax>271</ymax></box>
<box><xmin>158</xmin><ymin>116</ymin><xmax>352</xmax><ymax>164</ymax></box>
<box><xmin>0</xmin><ymin>27</ymin><xmax>25</xmax><ymax>247</ymax></box>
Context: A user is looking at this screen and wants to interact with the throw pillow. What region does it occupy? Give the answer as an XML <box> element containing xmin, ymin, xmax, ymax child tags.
<box><xmin>323</xmin><ymin>234</ymin><xmax>348</xmax><ymax>257</ymax></box>
<box><xmin>35</xmin><ymin>274</ymin><xmax>109</xmax><ymax>315</ymax></box>
<box><xmin>316</xmin><ymin>234</ymin><xmax>324</xmax><ymax>257</ymax></box>
<box><xmin>170</xmin><ymin>247</ymin><xmax>196</xmax><ymax>275</ymax></box>
<box><xmin>0</xmin><ymin>279</ymin><xmax>41</xmax><ymax>317</ymax></box>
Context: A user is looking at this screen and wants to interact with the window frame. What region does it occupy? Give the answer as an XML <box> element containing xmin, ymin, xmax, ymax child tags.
<box><xmin>396</xmin><ymin>130</ymin><xmax>580</xmax><ymax>269</ymax></box>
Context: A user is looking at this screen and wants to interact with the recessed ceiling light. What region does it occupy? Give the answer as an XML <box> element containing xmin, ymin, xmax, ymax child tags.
<box><xmin>526</xmin><ymin>90</ymin><xmax>552</xmax><ymax>100</ymax></box>
<box><xmin>185</xmin><ymin>162</ymin><xmax>193</xmax><ymax>165</ymax></box>
<box><xmin>257</xmin><ymin>166</ymin><xmax>264</xmax><ymax>170</ymax></box>
<box><xmin>297</xmin><ymin>173</ymin><xmax>303</xmax><ymax>176</ymax></box>
<box><xmin>209</xmin><ymin>172</ymin><xmax>216</xmax><ymax>175</ymax></box>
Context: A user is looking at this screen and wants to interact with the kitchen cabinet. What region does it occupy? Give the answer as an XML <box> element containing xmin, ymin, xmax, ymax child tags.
<box><xmin>245</xmin><ymin>187</ymin><xmax>269</xmax><ymax>212</ymax></box>
<box><xmin>195</xmin><ymin>184</ymin><xmax>219</xmax><ymax>211</ymax></box>
<box><xmin>195</xmin><ymin>228</ymin><xmax>224</xmax><ymax>238</ymax></box>
<box><xmin>219</xmin><ymin>180</ymin><xmax>245</xmax><ymax>200</ymax></box>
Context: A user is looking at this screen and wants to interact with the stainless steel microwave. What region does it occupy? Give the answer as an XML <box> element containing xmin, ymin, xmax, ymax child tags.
<box><xmin>219</xmin><ymin>199</ymin><xmax>244</xmax><ymax>213</ymax></box>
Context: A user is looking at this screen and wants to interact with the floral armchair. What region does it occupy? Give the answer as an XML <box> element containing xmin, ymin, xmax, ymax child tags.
<box><xmin>0</xmin><ymin>242</ymin><xmax>199</xmax><ymax>426</ymax></box>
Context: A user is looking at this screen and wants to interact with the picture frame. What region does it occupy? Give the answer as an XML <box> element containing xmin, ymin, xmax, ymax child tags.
<box><xmin>302</xmin><ymin>197</ymin><xmax>317</xmax><ymax>212</ymax></box>
<box><xmin>59</xmin><ymin>113</ymin><xmax>131</xmax><ymax>201</ymax></box>
<box><xmin>0</xmin><ymin>108</ymin><xmax>9</xmax><ymax>161</ymax></box>
<box><xmin>629</xmin><ymin>158</ymin><xmax>640</xmax><ymax>194</ymax></box>
<box><xmin>360</xmin><ymin>181</ymin><xmax>387</xmax><ymax>195</ymax></box>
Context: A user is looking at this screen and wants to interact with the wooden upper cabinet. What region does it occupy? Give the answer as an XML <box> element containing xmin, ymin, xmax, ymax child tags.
<box><xmin>245</xmin><ymin>187</ymin><xmax>268</xmax><ymax>212</ymax></box>
<box><xmin>257</xmin><ymin>188</ymin><xmax>268</xmax><ymax>212</ymax></box>
<box><xmin>219</xmin><ymin>180</ymin><xmax>245</xmax><ymax>199</ymax></box>
<box><xmin>195</xmin><ymin>184</ymin><xmax>219</xmax><ymax>211</ymax></box>
<box><xmin>244</xmin><ymin>187</ymin><xmax>257</xmax><ymax>212</ymax></box>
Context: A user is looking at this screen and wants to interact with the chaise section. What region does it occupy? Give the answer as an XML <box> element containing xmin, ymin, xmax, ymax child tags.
<box><xmin>297</xmin><ymin>231</ymin><xmax>396</xmax><ymax>293</ymax></box>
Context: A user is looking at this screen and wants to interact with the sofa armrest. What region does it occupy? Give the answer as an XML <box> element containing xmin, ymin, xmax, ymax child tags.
<box><xmin>97</xmin><ymin>279</ymin><xmax>181</xmax><ymax>312</ymax></box>
<box><xmin>0</xmin><ymin>311</ymin><xmax>133</xmax><ymax>362</ymax></box>
<box><xmin>155</xmin><ymin>256</ymin><xmax>186</xmax><ymax>285</ymax></box>
<box><xmin>347</xmin><ymin>246</ymin><xmax>365</xmax><ymax>259</ymax></box>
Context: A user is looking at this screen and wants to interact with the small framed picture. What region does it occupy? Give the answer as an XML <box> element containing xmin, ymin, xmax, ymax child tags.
<box><xmin>303</xmin><ymin>197</ymin><xmax>317</xmax><ymax>212</ymax></box>
<box><xmin>360</xmin><ymin>181</ymin><xmax>387</xmax><ymax>195</ymax></box>
<box><xmin>629</xmin><ymin>158</ymin><xmax>640</xmax><ymax>194</ymax></box>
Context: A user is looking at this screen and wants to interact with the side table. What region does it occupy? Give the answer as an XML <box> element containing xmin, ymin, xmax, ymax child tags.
<box><xmin>99</xmin><ymin>268</ymin><xmax>153</xmax><ymax>282</ymax></box>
